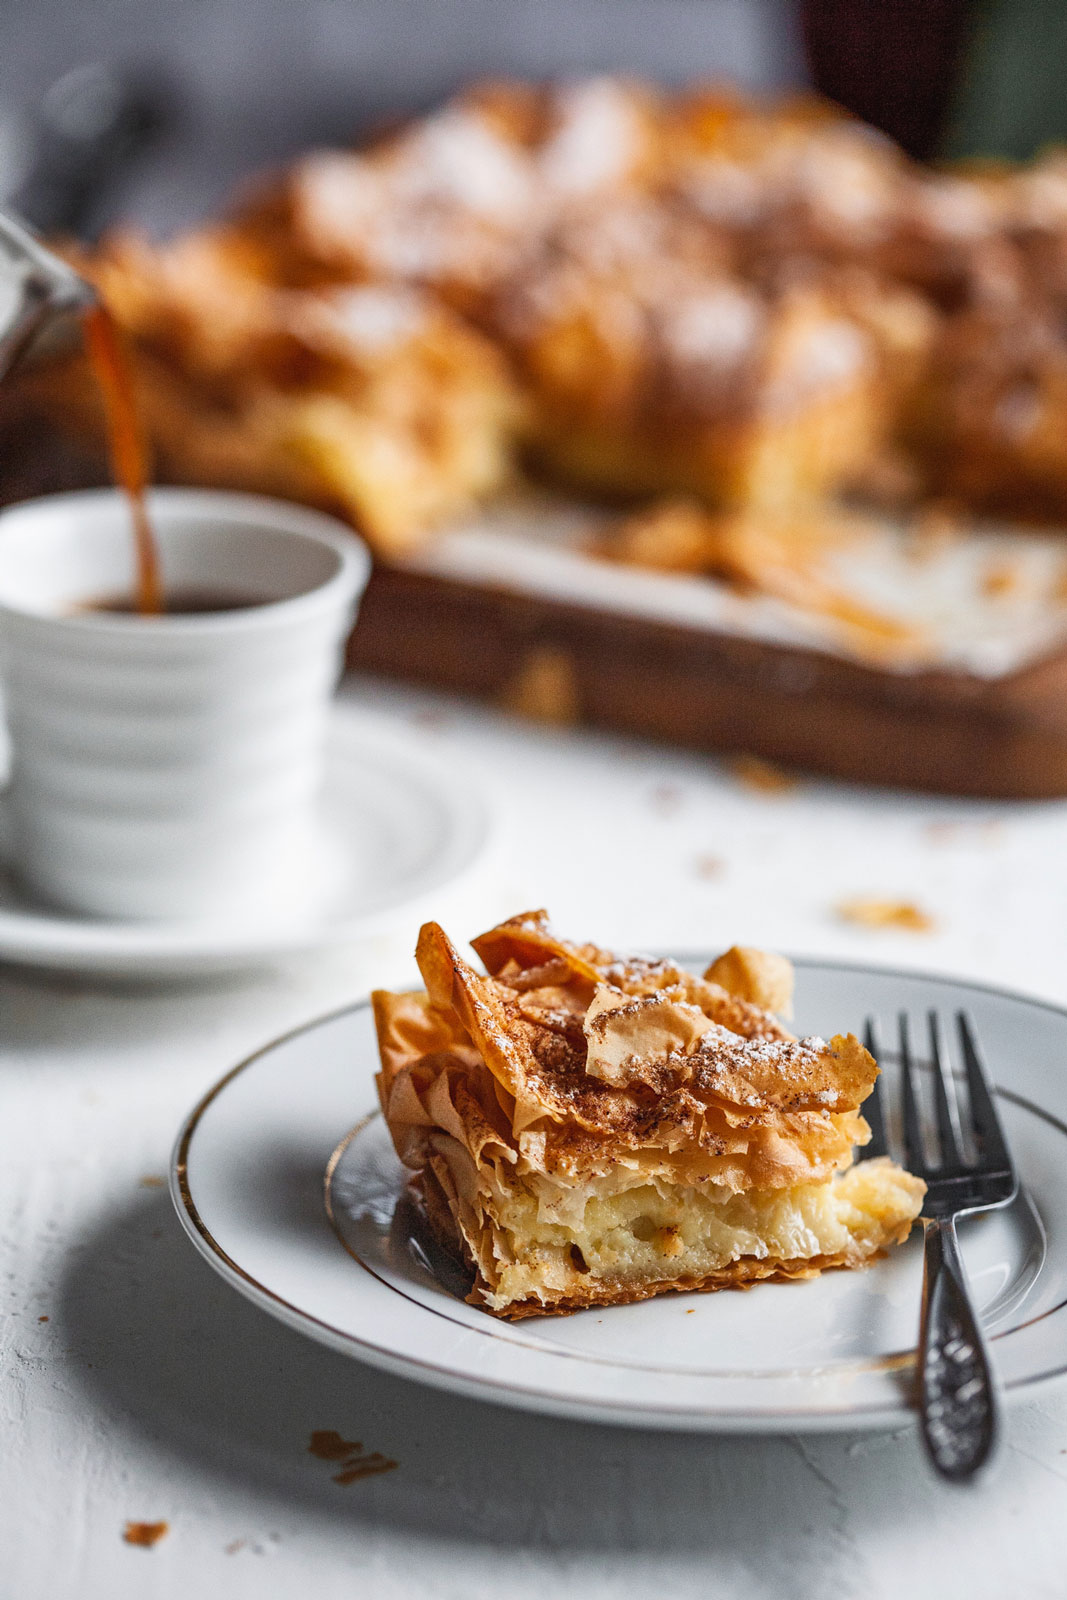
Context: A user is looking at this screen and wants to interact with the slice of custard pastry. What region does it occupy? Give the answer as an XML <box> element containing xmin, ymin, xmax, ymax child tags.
<box><xmin>372</xmin><ymin>911</ymin><xmax>925</xmax><ymax>1318</ymax></box>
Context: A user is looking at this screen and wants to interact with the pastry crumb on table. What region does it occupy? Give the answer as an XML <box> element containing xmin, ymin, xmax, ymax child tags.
<box><xmin>728</xmin><ymin>754</ymin><xmax>800</xmax><ymax>793</ymax></box>
<box><xmin>122</xmin><ymin>1521</ymin><xmax>169</xmax><ymax>1549</ymax></box>
<box><xmin>836</xmin><ymin>896</ymin><xmax>936</xmax><ymax>932</ymax></box>
<box><xmin>307</xmin><ymin>1431</ymin><xmax>398</xmax><ymax>1484</ymax></box>
<box><xmin>498</xmin><ymin>644</ymin><xmax>581</xmax><ymax>725</ymax></box>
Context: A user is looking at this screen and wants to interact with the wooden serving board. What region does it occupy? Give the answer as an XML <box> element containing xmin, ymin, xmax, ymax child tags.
<box><xmin>5</xmin><ymin>425</ymin><xmax>1065</xmax><ymax>799</ymax></box>
<box><xmin>346</xmin><ymin>499</ymin><xmax>1067</xmax><ymax>800</ymax></box>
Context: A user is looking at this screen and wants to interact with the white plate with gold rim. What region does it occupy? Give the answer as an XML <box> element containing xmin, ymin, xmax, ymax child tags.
<box><xmin>0</xmin><ymin>704</ymin><xmax>492</xmax><ymax>976</ymax></box>
<box><xmin>170</xmin><ymin>958</ymin><xmax>1067</xmax><ymax>1432</ymax></box>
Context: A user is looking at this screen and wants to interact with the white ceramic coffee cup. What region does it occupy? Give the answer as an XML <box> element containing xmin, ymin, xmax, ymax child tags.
<box><xmin>0</xmin><ymin>488</ymin><xmax>370</xmax><ymax>921</ymax></box>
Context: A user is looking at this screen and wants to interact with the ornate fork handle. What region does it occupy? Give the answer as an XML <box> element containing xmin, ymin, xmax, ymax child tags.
<box><xmin>918</xmin><ymin>1215</ymin><xmax>999</xmax><ymax>1480</ymax></box>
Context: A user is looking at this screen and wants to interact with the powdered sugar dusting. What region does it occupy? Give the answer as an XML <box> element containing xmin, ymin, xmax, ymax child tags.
<box><xmin>912</xmin><ymin>174</ymin><xmax>997</xmax><ymax>241</ymax></box>
<box><xmin>540</xmin><ymin>78</ymin><xmax>647</xmax><ymax>198</ymax></box>
<box><xmin>684</xmin><ymin>159</ymin><xmax>765</xmax><ymax>227</ymax></box>
<box><xmin>793</xmin><ymin>128</ymin><xmax>897</xmax><ymax>233</ymax></box>
<box><xmin>296</xmin><ymin>152</ymin><xmax>383</xmax><ymax>241</ymax></box>
<box><xmin>400</xmin><ymin>108</ymin><xmax>533</xmax><ymax>220</ymax></box>
<box><xmin>767</xmin><ymin>318</ymin><xmax>869</xmax><ymax>408</ymax></box>
<box><xmin>660</xmin><ymin>285</ymin><xmax>763</xmax><ymax>369</ymax></box>
<box><xmin>323</xmin><ymin>284</ymin><xmax>427</xmax><ymax>350</ymax></box>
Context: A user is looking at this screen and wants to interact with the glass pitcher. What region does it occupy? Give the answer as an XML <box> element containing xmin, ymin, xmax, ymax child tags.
<box><xmin>0</xmin><ymin>210</ymin><xmax>94</xmax><ymax>381</ymax></box>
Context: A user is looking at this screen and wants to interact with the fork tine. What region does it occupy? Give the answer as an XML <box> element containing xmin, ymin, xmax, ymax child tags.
<box><xmin>927</xmin><ymin>1010</ymin><xmax>963</xmax><ymax>1169</ymax></box>
<box><xmin>861</xmin><ymin>1018</ymin><xmax>890</xmax><ymax>1159</ymax></box>
<box><xmin>956</xmin><ymin>1012</ymin><xmax>1013</xmax><ymax>1171</ymax></box>
<box><xmin>898</xmin><ymin>1011</ymin><xmax>926</xmax><ymax>1173</ymax></box>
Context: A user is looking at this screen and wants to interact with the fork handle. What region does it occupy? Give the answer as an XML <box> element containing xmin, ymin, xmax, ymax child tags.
<box><xmin>918</xmin><ymin>1216</ymin><xmax>999</xmax><ymax>1481</ymax></box>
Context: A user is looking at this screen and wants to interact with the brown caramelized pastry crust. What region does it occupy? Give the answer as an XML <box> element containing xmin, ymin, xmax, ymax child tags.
<box><xmin>373</xmin><ymin>911</ymin><xmax>925</xmax><ymax>1318</ymax></box>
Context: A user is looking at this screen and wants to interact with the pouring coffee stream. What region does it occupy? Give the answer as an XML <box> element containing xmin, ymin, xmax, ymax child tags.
<box><xmin>0</xmin><ymin>209</ymin><xmax>162</xmax><ymax>615</ymax></box>
<box><xmin>81</xmin><ymin>302</ymin><xmax>162</xmax><ymax>614</ymax></box>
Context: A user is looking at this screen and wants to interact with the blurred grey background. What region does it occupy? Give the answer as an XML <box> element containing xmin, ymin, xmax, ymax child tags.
<box><xmin>0</xmin><ymin>0</ymin><xmax>805</xmax><ymax>234</ymax></box>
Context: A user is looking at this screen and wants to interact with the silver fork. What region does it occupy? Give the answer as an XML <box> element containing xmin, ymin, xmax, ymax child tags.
<box><xmin>862</xmin><ymin>1011</ymin><xmax>1018</xmax><ymax>1481</ymax></box>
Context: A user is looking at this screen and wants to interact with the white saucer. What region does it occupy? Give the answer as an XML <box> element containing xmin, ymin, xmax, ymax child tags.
<box><xmin>0</xmin><ymin>704</ymin><xmax>492</xmax><ymax>976</ymax></box>
<box><xmin>172</xmin><ymin>957</ymin><xmax>1067</xmax><ymax>1434</ymax></box>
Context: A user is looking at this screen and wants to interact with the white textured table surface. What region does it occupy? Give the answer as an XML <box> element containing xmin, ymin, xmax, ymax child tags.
<box><xmin>5</xmin><ymin>674</ymin><xmax>1067</xmax><ymax>1600</ymax></box>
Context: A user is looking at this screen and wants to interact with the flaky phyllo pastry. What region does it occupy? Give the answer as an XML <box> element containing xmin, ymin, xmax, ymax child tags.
<box><xmin>373</xmin><ymin>912</ymin><xmax>925</xmax><ymax>1318</ymax></box>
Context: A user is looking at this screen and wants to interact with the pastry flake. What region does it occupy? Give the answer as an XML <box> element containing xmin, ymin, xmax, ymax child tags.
<box><xmin>705</xmin><ymin>944</ymin><xmax>795</xmax><ymax>1018</ymax></box>
<box><xmin>836</xmin><ymin>897</ymin><xmax>936</xmax><ymax>933</ymax></box>
<box><xmin>598</xmin><ymin>499</ymin><xmax>928</xmax><ymax>661</ymax></box>
<box><xmin>372</xmin><ymin>911</ymin><xmax>924</xmax><ymax>1318</ymax></box>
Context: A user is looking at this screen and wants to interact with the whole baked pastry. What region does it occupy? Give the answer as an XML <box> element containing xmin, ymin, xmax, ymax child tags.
<box><xmin>373</xmin><ymin>910</ymin><xmax>925</xmax><ymax>1318</ymax></box>
<box><xmin>18</xmin><ymin>76</ymin><xmax>1067</xmax><ymax>553</ymax></box>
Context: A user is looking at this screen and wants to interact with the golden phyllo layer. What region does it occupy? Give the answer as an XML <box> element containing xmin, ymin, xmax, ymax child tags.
<box><xmin>373</xmin><ymin>911</ymin><xmax>924</xmax><ymax>1318</ymax></box>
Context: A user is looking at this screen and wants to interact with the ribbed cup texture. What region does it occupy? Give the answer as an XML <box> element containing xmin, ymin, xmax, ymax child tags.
<box><xmin>0</xmin><ymin>491</ymin><xmax>368</xmax><ymax>921</ymax></box>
